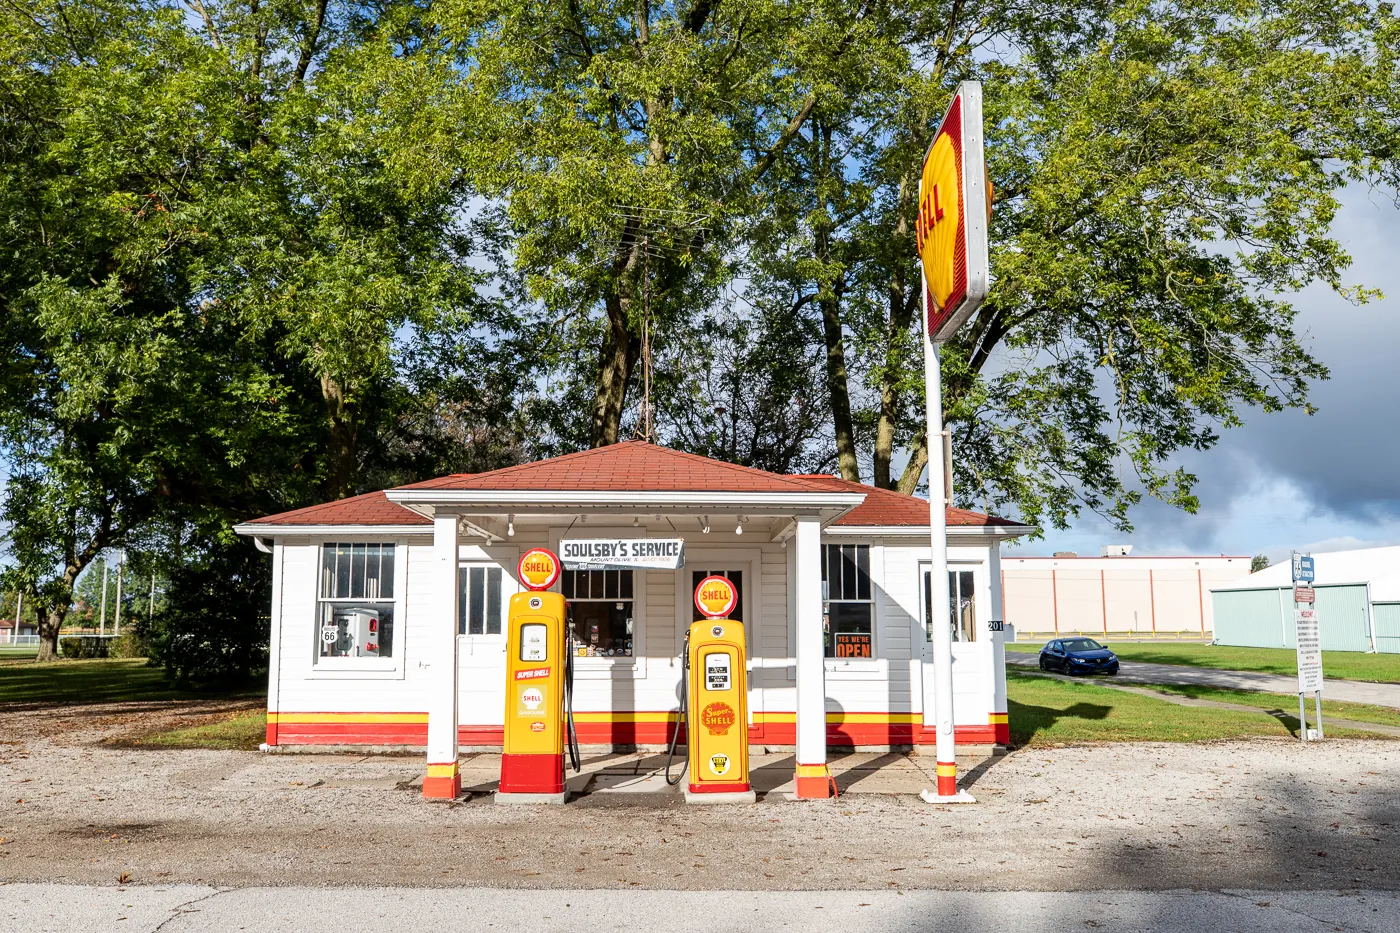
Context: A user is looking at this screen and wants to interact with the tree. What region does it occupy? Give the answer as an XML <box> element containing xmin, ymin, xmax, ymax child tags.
<box><xmin>0</xmin><ymin>0</ymin><xmax>488</xmax><ymax>660</ymax></box>
<box><xmin>1251</xmin><ymin>554</ymin><xmax>1271</xmax><ymax>574</ymax></box>
<box><xmin>749</xmin><ymin>0</ymin><xmax>1400</xmax><ymax>537</ymax></box>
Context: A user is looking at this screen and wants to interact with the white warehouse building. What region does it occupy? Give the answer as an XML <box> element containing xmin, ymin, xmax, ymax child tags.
<box><xmin>1000</xmin><ymin>550</ymin><xmax>1250</xmax><ymax>640</ymax></box>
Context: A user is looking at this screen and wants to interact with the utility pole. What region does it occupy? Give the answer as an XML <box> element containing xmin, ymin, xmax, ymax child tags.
<box><xmin>100</xmin><ymin>560</ymin><xmax>108</xmax><ymax>636</ymax></box>
<box><xmin>114</xmin><ymin>549</ymin><xmax>125</xmax><ymax>636</ymax></box>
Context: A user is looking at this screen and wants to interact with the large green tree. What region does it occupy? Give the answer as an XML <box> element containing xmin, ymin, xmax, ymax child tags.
<box><xmin>739</xmin><ymin>0</ymin><xmax>1400</xmax><ymax>533</ymax></box>
<box><xmin>0</xmin><ymin>0</ymin><xmax>486</xmax><ymax>659</ymax></box>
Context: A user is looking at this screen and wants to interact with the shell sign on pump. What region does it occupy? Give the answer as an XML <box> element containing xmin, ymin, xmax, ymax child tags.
<box><xmin>694</xmin><ymin>575</ymin><xmax>739</xmax><ymax>619</ymax></box>
<box><xmin>917</xmin><ymin>81</ymin><xmax>990</xmax><ymax>344</ymax></box>
<box><xmin>517</xmin><ymin>548</ymin><xmax>561</xmax><ymax>591</ymax></box>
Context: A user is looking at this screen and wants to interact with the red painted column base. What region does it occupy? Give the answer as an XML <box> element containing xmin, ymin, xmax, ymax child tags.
<box><xmin>423</xmin><ymin>762</ymin><xmax>461</xmax><ymax>799</ymax></box>
<box><xmin>265</xmin><ymin>719</ymin><xmax>279</xmax><ymax>747</ymax></box>
<box><xmin>992</xmin><ymin>717</ymin><xmax>1010</xmax><ymax>746</ymax></box>
<box><xmin>499</xmin><ymin>753</ymin><xmax>564</xmax><ymax>795</ymax></box>
<box><xmin>794</xmin><ymin>763</ymin><xmax>831</xmax><ymax>799</ymax></box>
<box><xmin>936</xmin><ymin>761</ymin><xmax>957</xmax><ymax>797</ymax></box>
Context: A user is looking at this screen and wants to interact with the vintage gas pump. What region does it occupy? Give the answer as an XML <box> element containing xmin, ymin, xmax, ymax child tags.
<box><xmin>498</xmin><ymin>547</ymin><xmax>579</xmax><ymax>803</ymax></box>
<box><xmin>665</xmin><ymin>575</ymin><xmax>754</xmax><ymax>804</ymax></box>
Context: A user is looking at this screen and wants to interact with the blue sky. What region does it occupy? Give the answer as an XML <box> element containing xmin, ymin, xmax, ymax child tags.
<box><xmin>1012</xmin><ymin>186</ymin><xmax>1400</xmax><ymax>562</ymax></box>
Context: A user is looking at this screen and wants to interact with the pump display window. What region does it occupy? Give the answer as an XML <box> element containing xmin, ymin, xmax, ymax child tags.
<box><xmin>562</xmin><ymin>569</ymin><xmax>634</xmax><ymax>657</ymax></box>
<box><xmin>822</xmin><ymin>544</ymin><xmax>873</xmax><ymax>658</ymax></box>
<box><xmin>318</xmin><ymin>543</ymin><xmax>396</xmax><ymax>659</ymax></box>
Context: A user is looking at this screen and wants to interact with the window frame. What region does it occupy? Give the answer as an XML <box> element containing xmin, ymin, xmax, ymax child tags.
<box><xmin>822</xmin><ymin>543</ymin><xmax>875</xmax><ymax>661</ymax></box>
<box><xmin>458</xmin><ymin>562</ymin><xmax>507</xmax><ymax>638</ymax></box>
<box><xmin>562</xmin><ymin>568</ymin><xmax>638</xmax><ymax>662</ymax></box>
<box><xmin>309</xmin><ymin>538</ymin><xmax>408</xmax><ymax>679</ymax></box>
<box><xmin>918</xmin><ymin>559</ymin><xmax>985</xmax><ymax>648</ymax></box>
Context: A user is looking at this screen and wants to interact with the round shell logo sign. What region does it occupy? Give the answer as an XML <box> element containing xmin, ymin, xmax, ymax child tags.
<box><xmin>518</xmin><ymin>548</ymin><xmax>561</xmax><ymax>591</ymax></box>
<box><xmin>520</xmin><ymin>686</ymin><xmax>544</xmax><ymax>711</ymax></box>
<box><xmin>700</xmin><ymin>701</ymin><xmax>736</xmax><ymax>736</ymax></box>
<box><xmin>694</xmin><ymin>575</ymin><xmax>738</xmax><ymax>619</ymax></box>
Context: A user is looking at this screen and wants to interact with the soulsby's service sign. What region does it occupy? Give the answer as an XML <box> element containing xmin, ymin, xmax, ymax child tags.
<box><xmin>560</xmin><ymin>538</ymin><xmax>685</xmax><ymax>571</ymax></box>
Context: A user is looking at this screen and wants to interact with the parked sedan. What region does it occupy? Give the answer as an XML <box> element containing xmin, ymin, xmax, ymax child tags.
<box><xmin>1038</xmin><ymin>637</ymin><xmax>1120</xmax><ymax>675</ymax></box>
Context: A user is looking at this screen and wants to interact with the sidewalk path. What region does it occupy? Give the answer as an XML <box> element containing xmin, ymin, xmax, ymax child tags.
<box><xmin>3</xmin><ymin>885</ymin><xmax>1398</xmax><ymax>933</ymax></box>
<box><xmin>1005</xmin><ymin>650</ymin><xmax>1400</xmax><ymax>710</ymax></box>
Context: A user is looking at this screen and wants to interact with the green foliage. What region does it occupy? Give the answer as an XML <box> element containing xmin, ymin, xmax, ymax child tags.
<box><xmin>60</xmin><ymin>637</ymin><xmax>110</xmax><ymax>660</ymax></box>
<box><xmin>147</xmin><ymin>537</ymin><xmax>270</xmax><ymax>686</ymax></box>
<box><xmin>1252</xmin><ymin>554</ymin><xmax>1271</xmax><ymax>573</ymax></box>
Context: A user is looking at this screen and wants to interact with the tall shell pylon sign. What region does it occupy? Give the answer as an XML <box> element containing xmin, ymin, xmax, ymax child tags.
<box><xmin>916</xmin><ymin>81</ymin><xmax>991</xmax><ymax>343</ymax></box>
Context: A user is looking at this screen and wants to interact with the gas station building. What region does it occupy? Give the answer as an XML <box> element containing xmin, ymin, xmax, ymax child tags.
<box><xmin>234</xmin><ymin>442</ymin><xmax>1030</xmax><ymax>799</ymax></box>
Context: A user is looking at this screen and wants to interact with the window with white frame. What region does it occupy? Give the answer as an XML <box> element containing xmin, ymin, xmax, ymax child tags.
<box><xmin>458</xmin><ymin>565</ymin><xmax>504</xmax><ymax>635</ymax></box>
<box><xmin>921</xmin><ymin>564</ymin><xmax>977</xmax><ymax>642</ymax></box>
<box><xmin>562</xmin><ymin>569</ymin><xmax>634</xmax><ymax>657</ymax></box>
<box><xmin>318</xmin><ymin>543</ymin><xmax>396</xmax><ymax>660</ymax></box>
<box><xmin>823</xmin><ymin>544</ymin><xmax>872</xmax><ymax>658</ymax></box>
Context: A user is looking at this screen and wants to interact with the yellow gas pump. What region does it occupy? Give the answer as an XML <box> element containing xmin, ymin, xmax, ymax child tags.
<box><xmin>498</xmin><ymin>548</ymin><xmax>578</xmax><ymax>803</ymax></box>
<box><xmin>666</xmin><ymin>575</ymin><xmax>754</xmax><ymax>804</ymax></box>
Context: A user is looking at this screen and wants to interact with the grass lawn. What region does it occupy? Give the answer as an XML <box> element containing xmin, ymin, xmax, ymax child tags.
<box><xmin>1144</xmin><ymin>683</ymin><xmax>1400</xmax><ymax>729</ymax></box>
<box><xmin>1005</xmin><ymin>671</ymin><xmax>1389</xmax><ymax>745</ymax></box>
<box><xmin>1089</xmin><ymin>642</ymin><xmax>1400</xmax><ymax>684</ymax></box>
<box><xmin>0</xmin><ymin>646</ymin><xmax>39</xmax><ymax>660</ymax></box>
<box><xmin>129</xmin><ymin>709</ymin><xmax>268</xmax><ymax>750</ymax></box>
<box><xmin>0</xmin><ymin>657</ymin><xmax>256</xmax><ymax>706</ymax></box>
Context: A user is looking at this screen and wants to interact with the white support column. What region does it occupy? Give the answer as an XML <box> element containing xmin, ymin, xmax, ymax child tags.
<box><xmin>424</xmin><ymin>512</ymin><xmax>461</xmax><ymax>798</ymax></box>
<box><xmin>262</xmin><ymin>542</ymin><xmax>285</xmax><ymax>750</ymax></box>
<box><xmin>988</xmin><ymin>540</ymin><xmax>1009</xmax><ymax>746</ymax></box>
<box><xmin>793</xmin><ymin>516</ymin><xmax>829</xmax><ymax>798</ymax></box>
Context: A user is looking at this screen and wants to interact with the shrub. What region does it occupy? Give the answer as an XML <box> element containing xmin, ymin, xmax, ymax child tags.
<box><xmin>59</xmin><ymin>635</ymin><xmax>110</xmax><ymax>659</ymax></box>
<box><xmin>109</xmin><ymin>630</ymin><xmax>148</xmax><ymax>659</ymax></box>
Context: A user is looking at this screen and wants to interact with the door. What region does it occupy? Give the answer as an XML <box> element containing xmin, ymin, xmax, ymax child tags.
<box><xmin>686</xmin><ymin>567</ymin><xmax>759</xmax><ymax>726</ymax></box>
<box><xmin>457</xmin><ymin>562</ymin><xmax>516</xmax><ymax>727</ymax></box>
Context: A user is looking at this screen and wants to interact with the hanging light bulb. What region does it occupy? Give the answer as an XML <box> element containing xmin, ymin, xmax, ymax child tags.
<box><xmin>507</xmin><ymin>514</ymin><xmax>515</xmax><ymax>537</ymax></box>
<box><xmin>702</xmin><ymin>516</ymin><xmax>711</xmax><ymax>534</ymax></box>
<box><xmin>735</xmin><ymin>515</ymin><xmax>745</xmax><ymax>535</ymax></box>
<box><xmin>632</xmin><ymin>515</ymin><xmax>640</xmax><ymax>528</ymax></box>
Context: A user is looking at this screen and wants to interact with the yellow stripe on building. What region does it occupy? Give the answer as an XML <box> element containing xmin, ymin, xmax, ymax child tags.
<box><xmin>266</xmin><ymin>712</ymin><xmax>429</xmax><ymax>725</ymax></box>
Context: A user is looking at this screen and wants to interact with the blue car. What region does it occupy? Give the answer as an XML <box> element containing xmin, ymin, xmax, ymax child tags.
<box><xmin>1039</xmin><ymin>637</ymin><xmax>1120</xmax><ymax>675</ymax></box>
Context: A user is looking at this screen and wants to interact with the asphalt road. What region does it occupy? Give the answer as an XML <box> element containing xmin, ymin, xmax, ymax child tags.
<box><xmin>1004</xmin><ymin>651</ymin><xmax>1400</xmax><ymax>709</ymax></box>
<box><xmin>3</xmin><ymin>885</ymin><xmax>1397</xmax><ymax>932</ymax></box>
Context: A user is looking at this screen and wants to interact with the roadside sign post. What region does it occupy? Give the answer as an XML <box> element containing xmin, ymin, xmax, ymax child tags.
<box><xmin>915</xmin><ymin>81</ymin><xmax>989</xmax><ymax>805</ymax></box>
<box><xmin>1291</xmin><ymin>552</ymin><xmax>1322</xmax><ymax>742</ymax></box>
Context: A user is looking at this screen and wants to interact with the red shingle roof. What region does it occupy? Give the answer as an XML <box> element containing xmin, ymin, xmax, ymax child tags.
<box><xmin>395</xmin><ymin>441</ymin><xmax>841</xmax><ymax>493</ymax></box>
<box><xmin>246</xmin><ymin>490</ymin><xmax>429</xmax><ymax>527</ymax></box>
<box><xmin>243</xmin><ymin>444</ymin><xmax>1024</xmax><ymax>530</ymax></box>
<box><xmin>794</xmin><ymin>475</ymin><xmax>1023</xmax><ymax>527</ymax></box>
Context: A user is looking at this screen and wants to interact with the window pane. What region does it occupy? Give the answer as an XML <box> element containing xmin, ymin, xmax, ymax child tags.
<box><xmin>334</xmin><ymin>544</ymin><xmax>351</xmax><ymax>598</ymax></box>
<box><xmin>468</xmin><ymin>567</ymin><xmax>485</xmax><ymax>635</ymax></box>
<box><xmin>856</xmin><ymin>546</ymin><xmax>871</xmax><ymax>600</ymax></box>
<box><xmin>457</xmin><ymin>567</ymin><xmax>469</xmax><ymax>635</ymax></box>
<box><xmin>365</xmin><ymin>544</ymin><xmax>382</xmax><ymax>599</ymax></box>
<box><xmin>589</xmin><ymin>570</ymin><xmax>603</xmax><ymax>599</ymax></box>
<box><xmin>567</xmin><ymin>600</ymin><xmax>633</xmax><ymax>657</ymax></box>
<box><xmin>350</xmin><ymin>544</ymin><xmax>366</xmax><ymax>599</ymax></box>
<box><xmin>378</xmin><ymin>545</ymin><xmax>395</xmax><ymax>598</ymax></box>
<box><xmin>604</xmin><ymin>569</ymin><xmax>619</xmax><ymax>600</ymax></box>
<box><xmin>620</xmin><ymin>570</ymin><xmax>633</xmax><ymax>600</ymax></box>
<box><xmin>318</xmin><ymin>602</ymin><xmax>394</xmax><ymax>659</ymax></box>
<box><xmin>959</xmin><ymin>571</ymin><xmax>976</xmax><ymax>642</ymax></box>
<box><xmin>824</xmin><ymin>603</ymin><xmax>873</xmax><ymax>658</ymax></box>
<box><xmin>486</xmin><ymin>568</ymin><xmax>502</xmax><ymax>635</ymax></box>
<box><xmin>841</xmin><ymin>546</ymin><xmax>856</xmax><ymax>601</ymax></box>
<box><xmin>321</xmin><ymin>546</ymin><xmax>336</xmax><ymax>598</ymax></box>
<box><xmin>561</xmin><ymin>569</ymin><xmax>575</xmax><ymax>599</ymax></box>
<box><xmin>726</xmin><ymin>571</ymin><xmax>742</xmax><ymax>622</ymax></box>
<box><xmin>923</xmin><ymin>569</ymin><xmax>933</xmax><ymax>642</ymax></box>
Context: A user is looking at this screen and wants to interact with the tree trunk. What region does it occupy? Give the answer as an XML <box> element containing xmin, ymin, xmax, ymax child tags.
<box><xmin>896</xmin><ymin>433</ymin><xmax>929</xmax><ymax>497</ymax></box>
<box><xmin>321</xmin><ymin>373</ymin><xmax>358</xmax><ymax>498</ymax></box>
<box><xmin>589</xmin><ymin>288</ymin><xmax>640</xmax><ymax>447</ymax></box>
<box><xmin>819</xmin><ymin>291</ymin><xmax>861</xmax><ymax>482</ymax></box>
<box><xmin>874</xmin><ymin>177</ymin><xmax>919</xmax><ymax>490</ymax></box>
<box><xmin>35</xmin><ymin>605</ymin><xmax>62</xmax><ymax>662</ymax></box>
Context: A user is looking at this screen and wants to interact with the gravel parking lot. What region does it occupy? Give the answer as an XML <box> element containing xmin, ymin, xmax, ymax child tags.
<box><xmin>0</xmin><ymin>704</ymin><xmax>1395</xmax><ymax>891</ymax></box>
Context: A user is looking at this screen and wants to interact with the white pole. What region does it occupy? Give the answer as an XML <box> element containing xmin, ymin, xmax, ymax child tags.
<box><xmin>921</xmin><ymin>284</ymin><xmax>959</xmax><ymax>799</ymax></box>
<box><xmin>149</xmin><ymin>573</ymin><xmax>156</xmax><ymax>625</ymax></box>
<box><xmin>100</xmin><ymin>560</ymin><xmax>108</xmax><ymax>636</ymax></box>
<box><xmin>114</xmin><ymin>549</ymin><xmax>124</xmax><ymax>635</ymax></box>
<box><xmin>12</xmin><ymin>592</ymin><xmax>20</xmax><ymax>644</ymax></box>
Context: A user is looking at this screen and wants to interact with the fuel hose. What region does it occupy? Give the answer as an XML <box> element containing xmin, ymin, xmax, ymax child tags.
<box><xmin>664</xmin><ymin>633</ymin><xmax>690</xmax><ymax>786</ymax></box>
<box><xmin>564</xmin><ymin>635</ymin><xmax>581</xmax><ymax>773</ymax></box>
